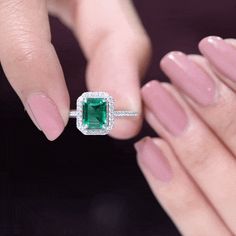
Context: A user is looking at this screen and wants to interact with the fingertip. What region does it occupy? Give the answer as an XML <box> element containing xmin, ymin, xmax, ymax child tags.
<box><xmin>160</xmin><ymin>51</ymin><xmax>184</xmax><ymax>67</ymax></box>
<box><xmin>198</xmin><ymin>36</ymin><xmax>222</xmax><ymax>53</ymax></box>
<box><xmin>87</xmin><ymin>78</ymin><xmax>142</xmax><ymax>139</ymax></box>
<box><xmin>134</xmin><ymin>136</ymin><xmax>151</xmax><ymax>154</ymax></box>
<box><xmin>109</xmin><ymin>115</ymin><xmax>143</xmax><ymax>139</ymax></box>
<box><xmin>141</xmin><ymin>80</ymin><xmax>160</xmax><ymax>98</ymax></box>
<box><xmin>26</xmin><ymin>92</ymin><xmax>66</xmax><ymax>141</ymax></box>
<box><xmin>111</xmin><ymin>89</ymin><xmax>143</xmax><ymax>139</ymax></box>
<box><xmin>135</xmin><ymin>136</ymin><xmax>173</xmax><ymax>183</ymax></box>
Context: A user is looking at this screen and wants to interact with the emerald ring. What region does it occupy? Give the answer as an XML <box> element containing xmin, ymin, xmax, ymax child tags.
<box><xmin>69</xmin><ymin>92</ymin><xmax>138</xmax><ymax>135</ymax></box>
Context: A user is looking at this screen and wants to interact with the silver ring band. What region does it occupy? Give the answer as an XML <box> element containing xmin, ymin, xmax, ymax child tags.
<box><xmin>69</xmin><ymin>110</ymin><xmax>138</xmax><ymax>118</ymax></box>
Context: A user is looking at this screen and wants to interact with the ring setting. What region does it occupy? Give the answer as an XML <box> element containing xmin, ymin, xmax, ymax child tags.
<box><xmin>69</xmin><ymin>92</ymin><xmax>138</xmax><ymax>135</ymax></box>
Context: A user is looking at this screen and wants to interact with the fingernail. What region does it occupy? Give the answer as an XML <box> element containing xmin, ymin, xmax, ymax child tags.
<box><xmin>135</xmin><ymin>137</ymin><xmax>173</xmax><ymax>182</ymax></box>
<box><xmin>199</xmin><ymin>36</ymin><xmax>236</xmax><ymax>82</ymax></box>
<box><xmin>26</xmin><ymin>93</ymin><xmax>65</xmax><ymax>141</ymax></box>
<box><xmin>142</xmin><ymin>80</ymin><xmax>188</xmax><ymax>136</ymax></box>
<box><xmin>161</xmin><ymin>52</ymin><xmax>216</xmax><ymax>106</ymax></box>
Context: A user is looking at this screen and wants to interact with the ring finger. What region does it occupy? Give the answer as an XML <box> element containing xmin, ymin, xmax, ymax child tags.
<box><xmin>141</xmin><ymin>81</ymin><xmax>236</xmax><ymax>234</ymax></box>
<box><xmin>161</xmin><ymin>51</ymin><xmax>236</xmax><ymax>156</ymax></box>
<box><xmin>135</xmin><ymin>137</ymin><xmax>231</xmax><ymax>236</ymax></box>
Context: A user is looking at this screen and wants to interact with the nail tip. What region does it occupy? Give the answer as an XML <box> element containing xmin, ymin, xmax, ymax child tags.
<box><xmin>161</xmin><ymin>52</ymin><xmax>187</xmax><ymax>72</ymax></box>
<box><xmin>137</xmin><ymin>137</ymin><xmax>173</xmax><ymax>183</ymax></box>
<box><xmin>134</xmin><ymin>142</ymin><xmax>141</xmax><ymax>153</ymax></box>
<box><xmin>134</xmin><ymin>136</ymin><xmax>150</xmax><ymax>153</ymax></box>
<box><xmin>142</xmin><ymin>80</ymin><xmax>158</xmax><ymax>94</ymax></box>
<box><xmin>199</xmin><ymin>36</ymin><xmax>222</xmax><ymax>49</ymax></box>
<box><xmin>110</xmin><ymin>115</ymin><xmax>142</xmax><ymax>140</ymax></box>
<box><xmin>168</xmin><ymin>51</ymin><xmax>185</xmax><ymax>58</ymax></box>
<box><xmin>26</xmin><ymin>93</ymin><xmax>65</xmax><ymax>142</ymax></box>
<box><xmin>45</xmin><ymin>128</ymin><xmax>64</xmax><ymax>141</ymax></box>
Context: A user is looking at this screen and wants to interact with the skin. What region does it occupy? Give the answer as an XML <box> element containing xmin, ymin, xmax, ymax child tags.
<box><xmin>1</xmin><ymin>0</ymin><xmax>235</xmax><ymax>234</ymax></box>
<box><xmin>136</xmin><ymin>37</ymin><xmax>236</xmax><ymax>235</ymax></box>
<box><xmin>0</xmin><ymin>0</ymin><xmax>151</xmax><ymax>140</ymax></box>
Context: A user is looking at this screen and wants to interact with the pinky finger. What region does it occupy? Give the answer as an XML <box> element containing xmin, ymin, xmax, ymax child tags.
<box><xmin>135</xmin><ymin>137</ymin><xmax>231</xmax><ymax>236</ymax></box>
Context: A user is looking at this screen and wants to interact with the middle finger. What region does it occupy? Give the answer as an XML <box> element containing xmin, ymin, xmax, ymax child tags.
<box><xmin>142</xmin><ymin>80</ymin><xmax>236</xmax><ymax>233</ymax></box>
<box><xmin>161</xmin><ymin>51</ymin><xmax>236</xmax><ymax>156</ymax></box>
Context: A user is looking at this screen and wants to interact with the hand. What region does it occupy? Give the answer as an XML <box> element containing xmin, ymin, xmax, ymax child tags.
<box><xmin>0</xmin><ymin>0</ymin><xmax>151</xmax><ymax>140</ymax></box>
<box><xmin>135</xmin><ymin>36</ymin><xmax>236</xmax><ymax>235</ymax></box>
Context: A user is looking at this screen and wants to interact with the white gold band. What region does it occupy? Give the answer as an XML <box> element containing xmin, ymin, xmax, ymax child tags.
<box><xmin>69</xmin><ymin>110</ymin><xmax>77</xmax><ymax>118</ymax></box>
<box><xmin>69</xmin><ymin>110</ymin><xmax>138</xmax><ymax>118</ymax></box>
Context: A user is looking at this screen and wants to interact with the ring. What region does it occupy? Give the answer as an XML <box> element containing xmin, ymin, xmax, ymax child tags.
<box><xmin>69</xmin><ymin>92</ymin><xmax>138</xmax><ymax>135</ymax></box>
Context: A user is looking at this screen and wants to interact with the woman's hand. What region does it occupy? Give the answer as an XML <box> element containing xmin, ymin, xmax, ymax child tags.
<box><xmin>0</xmin><ymin>0</ymin><xmax>151</xmax><ymax>140</ymax></box>
<box><xmin>135</xmin><ymin>36</ymin><xmax>236</xmax><ymax>235</ymax></box>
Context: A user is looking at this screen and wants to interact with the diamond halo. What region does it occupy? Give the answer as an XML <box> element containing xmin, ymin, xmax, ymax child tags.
<box><xmin>69</xmin><ymin>92</ymin><xmax>138</xmax><ymax>135</ymax></box>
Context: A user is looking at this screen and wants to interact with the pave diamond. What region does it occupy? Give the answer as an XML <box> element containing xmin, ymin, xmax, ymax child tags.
<box><xmin>114</xmin><ymin>111</ymin><xmax>138</xmax><ymax>117</ymax></box>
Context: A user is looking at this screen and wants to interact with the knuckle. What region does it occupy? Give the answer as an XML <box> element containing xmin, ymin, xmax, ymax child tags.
<box><xmin>166</xmin><ymin>189</ymin><xmax>200</xmax><ymax>218</ymax></box>
<box><xmin>126</xmin><ymin>33</ymin><xmax>152</xmax><ymax>73</ymax></box>
<box><xmin>5</xmin><ymin>31</ymin><xmax>51</xmax><ymax>66</ymax></box>
<box><xmin>14</xmin><ymin>47</ymin><xmax>37</xmax><ymax>64</ymax></box>
<box><xmin>138</xmin><ymin>35</ymin><xmax>152</xmax><ymax>60</ymax></box>
<box><xmin>0</xmin><ymin>0</ymin><xmax>23</xmax><ymax>10</ymax></box>
<box><xmin>223</xmin><ymin>116</ymin><xmax>236</xmax><ymax>143</ymax></box>
<box><xmin>162</xmin><ymin>179</ymin><xmax>201</xmax><ymax>217</ymax></box>
<box><xmin>129</xmin><ymin>33</ymin><xmax>152</xmax><ymax>55</ymax></box>
<box><xmin>10</xmin><ymin>39</ymin><xmax>40</xmax><ymax>65</ymax></box>
<box><xmin>140</xmin><ymin>34</ymin><xmax>152</xmax><ymax>52</ymax></box>
<box><xmin>0</xmin><ymin>0</ymin><xmax>27</xmax><ymax>21</ymax></box>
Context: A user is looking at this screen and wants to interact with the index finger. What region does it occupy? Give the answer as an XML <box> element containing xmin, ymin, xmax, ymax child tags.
<box><xmin>50</xmin><ymin>0</ymin><xmax>151</xmax><ymax>139</ymax></box>
<box><xmin>0</xmin><ymin>0</ymin><xmax>70</xmax><ymax>140</ymax></box>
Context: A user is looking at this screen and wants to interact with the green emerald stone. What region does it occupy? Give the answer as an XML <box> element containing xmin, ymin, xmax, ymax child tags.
<box><xmin>82</xmin><ymin>98</ymin><xmax>107</xmax><ymax>129</ymax></box>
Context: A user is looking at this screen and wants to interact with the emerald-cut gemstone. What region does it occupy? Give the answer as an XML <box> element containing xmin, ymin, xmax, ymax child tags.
<box><xmin>82</xmin><ymin>98</ymin><xmax>107</xmax><ymax>129</ymax></box>
<box><xmin>76</xmin><ymin>92</ymin><xmax>114</xmax><ymax>135</ymax></box>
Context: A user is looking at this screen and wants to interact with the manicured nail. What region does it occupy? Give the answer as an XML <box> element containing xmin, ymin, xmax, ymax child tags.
<box><xmin>26</xmin><ymin>93</ymin><xmax>65</xmax><ymax>141</ymax></box>
<box><xmin>161</xmin><ymin>52</ymin><xmax>216</xmax><ymax>106</ymax></box>
<box><xmin>142</xmin><ymin>80</ymin><xmax>188</xmax><ymax>136</ymax></box>
<box><xmin>199</xmin><ymin>36</ymin><xmax>236</xmax><ymax>82</ymax></box>
<box><xmin>135</xmin><ymin>137</ymin><xmax>173</xmax><ymax>182</ymax></box>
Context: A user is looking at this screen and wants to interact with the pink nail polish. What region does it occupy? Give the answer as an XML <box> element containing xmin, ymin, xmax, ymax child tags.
<box><xmin>135</xmin><ymin>137</ymin><xmax>173</xmax><ymax>182</ymax></box>
<box><xmin>142</xmin><ymin>80</ymin><xmax>188</xmax><ymax>136</ymax></box>
<box><xmin>26</xmin><ymin>93</ymin><xmax>65</xmax><ymax>141</ymax></box>
<box><xmin>199</xmin><ymin>36</ymin><xmax>236</xmax><ymax>82</ymax></box>
<box><xmin>161</xmin><ymin>52</ymin><xmax>216</xmax><ymax>106</ymax></box>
